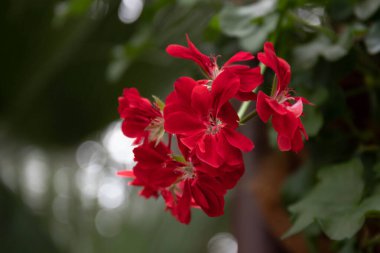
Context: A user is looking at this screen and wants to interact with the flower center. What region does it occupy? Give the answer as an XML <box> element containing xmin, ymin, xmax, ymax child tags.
<box><xmin>179</xmin><ymin>162</ymin><xmax>195</xmax><ymax>180</ymax></box>
<box><xmin>211</xmin><ymin>66</ymin><xmax>221</xmax><ymax>80</ymax></box>
<box><xmin>275</xmin><ymin>89</ymin><xmax>294</xmax><ymax>105</ymax></box>
<box><xmin>206</xmin><ymin>115</ymin><xmax>224</xmax><ymax>135</ymax></box>
<box><xmin>145</xmin><ymin>117</ymin><xmax>165</xmax><ymax>142</ymax></box>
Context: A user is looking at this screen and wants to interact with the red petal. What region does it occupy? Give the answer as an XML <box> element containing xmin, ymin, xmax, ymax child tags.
<box><xmin>267</xmin><ymin>98</ymin><xmax>287</xmax><ymax>115</ymax></box>
<box><xmin>117</xmin><ymin>170</ymin><xmax>134</xmax><ymax>178</ymax></box>
<box><xmin>277</xmin><ymin>134</ymin><xmax>291</xmax><ymax>151</ymax></box>
<box><xmin>179</xmin><ymin>131</ymin><xmax>204</xmax><ymax>150</ymax></box>
<box><xmin>211</xmin><ymin>71</ymin><xmax>239</xmax><ymax>113</ymax></box>
<box><xmin>196</xmin><ymin>135</ymin><xmax>223</xmax><ymax>167</ymax></box>
<box><xmin>218</xmin><ymin>102</ymin><xmax>239</xmax><ymax>128</ymax></box>
<box><xmin>173</xmin><ymin>76</ymin><xmax>198</xmax><ymax>105</ymax></box>
<box><xmin>191</xmin><ymin>175</ymin><xmax>225</xmax><ymax>217</ymax></box>
<box><xmin>216</xmin><ymin>135</ymin><xmax>244</xmax><ymax>166</ymax></box>
<box><xmin>175</xmin><ymin>181</ymin><xmax>192</xmax><ymax>224</ymax></box>
<box><xmin>166</xmin><ymin>35</ymin><xmax>215</xmax><ymax>77</ymax></box>
<box><xmin>227</xmin><ymin>65</ymin><xmax>263</xmax><ymax>93</ymax></box>
<box><xmin>164</xmin><ymin>111</ymin><xmax>204</xmax><ymax>134</ymax></box>
<box><xmin>291</xmin><ymin>129</ymin><xmax>304</xmax><ymax>153</ymax></box>
<box><xmin>271</xmin><ymin>113</ymin><xmax>298</xmax><ymax>140</ymax></box>
<box><xmin>235</xmin><ymin>91</ymin><xmax>257</xmax><ymax>101</ymax></box>
<box><xmin>256</xmin><ymin>91</ymin><xmax>273</xmax><ymax>123</ymax></box>
<box><xmin>224</xmin><ymin>51</ymin><xmax>254</xmax><ymax>66</ymax></box>
<box><xmin>258</xmin><ymin>42</ymin><xmax>291</xmax><ymax>93</ymax></box>
<box><xmin>223</xmin><ymin>128</ymin><xmax>254</xmax><ymax>152</ymax></box>
<box><xmin>191</xmin><ymin>85</ymin><xmax>211</xmax><ymax>115</ymax></box>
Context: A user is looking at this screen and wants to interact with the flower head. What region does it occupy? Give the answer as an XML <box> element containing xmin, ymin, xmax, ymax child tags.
<box><xmin>118</xmin><ymin>139</ymin><xmax>243</xmax><ymax>224</ymax></box>
<box><xmin>118</xmin><ymin>88</ymin><xmax>164</xmax><ymax>144</ymax></box>
<box><xmin>256</xmin><ymin>42</ymin><xmax>309</xmax><ymax>152</ymax></box>
<box><xmin>164</xmin><ymin>71</ymin><xmax>254</xmax><ymax>167</ymax></box>
<box><xmin>166</xmin><ymin>35</ymin><xmax>263</xmax><ymax>101</ymax></box>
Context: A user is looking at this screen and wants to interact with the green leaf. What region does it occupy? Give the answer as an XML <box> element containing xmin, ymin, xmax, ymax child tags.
<box><xmin>365</xmin><ymin>22</ymin><xmax>380</xmax><ymax>55</ymax></box>
<box><xmin>171</xmin><ymin>155</ymin><xmax>186</xmax><ymax>163</ymax></box>
<box><xmin>152</xmin><ymin>95</ymin><xmax>165</xmax><ymax>111</ymax></box>
<box><xmin>373</xmin><ymin>162</ymin><xmax>380</xmax><ymax>178</ymax></box>
<box><xmin>295</xmin><ymin>6</ymin><xmax>325</xmax><ymax>28</ymax></box>
<box><xmin>284</xmin><ymin>159</ymin><xmax>364</xmax><ymax>239</ymax></box>
<box><xmin>238</xmin><ymin>14</ymin><xmax>278</xmax><ymax>52</ymax></box>
<box><xmin>321</xmin><ymin>188</ymin><xmax>380</xmax><ymax>240</ymax></box>
<box><xmin>282</xmin><ymin>163</ymin><xmax>314</xmax><ymax>204</ymax></box>
<box><xmin>293</xmin><ymin>26</ymin><xmax>353</xmax><ymax>69</ymax></box>
<box><xmin>68</xmin><ymin>0</ymin><xmax>93</xmax><ymax>16</ymax></box>
<box><xmin>219</xmin><ymin>0</ymin><xmax>276</xmax><ymax>38</ymax></box>
<box><xmin>354</xmin><ymin>0</ymin><xmax>380</xmax><ymax>20</ymax></box>
<box><xmin>285</xmin><ymin>159</ymin><xmax>380</xmax><ymax>240</ymax></box>
<box><xmin>319</xmin><ymin>208</ymin><xmax>365</xmax><ymax>240</ymax></box>
<box><xmin>358</xmin><ymin>187</ymin><xmax>380</xmax><ymax>213</ymax></box>
<box><xmin>302</xmin><ymin>106</ymin><xmax>323</xmax><ymax>137</ymax></box>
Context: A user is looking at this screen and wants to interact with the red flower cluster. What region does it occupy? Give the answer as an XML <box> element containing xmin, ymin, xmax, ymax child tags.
<box><xmin>117</xmin><ymin>36</ymin><xmax>309</xmax><ymax>224</ymax></box>
<box><xmin>256</xmin><ymin>43</ymin><xmax>311</xmax><ymax>152</ymax></box>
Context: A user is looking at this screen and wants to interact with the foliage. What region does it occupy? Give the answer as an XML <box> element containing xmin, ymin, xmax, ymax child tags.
<box><xmin>217</xmin><ymin>0</ymin><xmax>380</xmax><ymax>250</ymax></box>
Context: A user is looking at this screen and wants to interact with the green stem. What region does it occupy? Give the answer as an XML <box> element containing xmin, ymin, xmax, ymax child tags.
<box><xmin>239</xmin><ymin>110</ymin><xmax>257</xmax><ymax>125</ymax></box>
<box><xmin>237</xmin><ymin>101</ymin><xmax>250</xmax><ymax>119</ymax></box>
<box><xmin>270</xmin><ymin>75</ymin><xmax>278</xmax><ymax>97</ymax></box>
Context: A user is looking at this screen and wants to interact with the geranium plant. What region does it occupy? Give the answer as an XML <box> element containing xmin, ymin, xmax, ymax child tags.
<box><xmin>117</xmin><ymin>35</ymin><xmax>310</xmax><ymax>224</ymax></box>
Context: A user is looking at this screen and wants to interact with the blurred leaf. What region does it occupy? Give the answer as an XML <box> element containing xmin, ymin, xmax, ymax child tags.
<box><xmin>69</xmin><ymin>0</ymin><xmax>93</xmax><ymax>15</ymax></box>
<box><xmin>309</xmin><ymin>85</ymin><xmax>328</xmax><ymax>104</ymax></box>
<box><xmin>293</xmin><ymin>36</ymin><xmax>328</xmax><ymax>69</ymax></box>
<box><xmin>299</xmin><ymin>85</ymin><xmax>326</xmax><ymax>136</ymax></box>
<box><xmin>282</xmin><ymin>163</ymin><xmax>315</xmax><ymax>204</ymax></box>
<box><xmin>285</xmin><ymin>159</ymin><xmax>380</xmax><ymax>240</ymax></box>
<box><xmin>320</xmin><ymin>187</ymin><xmax>380</xmax><ymax>240</ymax></box>
<box><xmin>354</xmin><ymin>0</ymin><xmax>380</xmax><ymax>20</ymax></box>
<box><xmin>319</xmin><ymin>208</ymin><xmax>366</xmax><ymax>240</ymax></box>
<box><xmin>373</xmin><ymin>162</ymin><xmax>380</xmax><ymax>178</ymax></box>
<box><xmin>338</xmin><ymin>239</ymin><xmax>356</xmax><ymax>253</ymax></box>
<box><xmin>107</xmin><ymin>46</ymin><xmax>130</xmax><ymax>82</ymax></box>
<box><xmin>204</xmin><ymin>15</ymin><xmax>221</xmax><ymax>41</ymax></box>
<box><xmin>219</xmin><ymin>0</ymin><xmax>277</xmax><ymax>37</ymax></box>
<box><xmin>326</xmin><ymin>0</ymin><xmax>354</xmax><ymax>21</ymax></box>
<box><xmin>239</xmin><ymin>13</ymin><xmax>278</xmax><ymax>52</ymax></box>
<box><xmin>293</xmin><ymin>27</ymin><xmax>353</xmax><ymax>69</ymax></box>
<box><xmin>177</xmin><ymin>0</ymin><xmax>201</xmax><ymax>7</ymax></box>
<box><xmin>284</xmin><ymin>159</ymin><xmax>364</xmax><ymax>239</ymax></box>
<box><xmin>303</xmin><ymin>106</ymin><xmax>323</xmax><ymax>137</ymax></box>
<box><xmin>365</xmin><ymin>21</ymin><xmax>380</xmax><ymax>55</ymax></box>
<box><xmin>321</xmin><ymin>27</ymin><xmax>352</xmax><ymax>60</ymax></box>
<box><xmin>295</xmin><ymin>6</ymin><xmax>325</xmax><ymax>30</ymax></box>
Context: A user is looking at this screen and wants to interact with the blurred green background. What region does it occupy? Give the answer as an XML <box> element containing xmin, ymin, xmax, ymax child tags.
<box><xmin>1</xmin><ymin>0</ymin><xmax>380</xmax><ymax>252</ymax></box>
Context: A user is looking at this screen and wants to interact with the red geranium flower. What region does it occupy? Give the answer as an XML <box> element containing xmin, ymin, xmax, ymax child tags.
<box><xmin>118</xmin><ymin>140</ymin><xmax>182</xmax><ymax>198</ymax></box>
<box><xmin>118</xmin><ymin>88</ymin><xmax>164</xmax><ymax>144</ymax></box>
<box><xmin>166</xmin><ymin>35</ymin><xmax>263</xmax><ymax>100</ymax></box>
<box><xmin>164</xmin><ymin>71</ymin><xmax>254</xmax><ymax>167</ymax></box>
<box><xmin>256</xmin><ymin>42</ymin><xmax>309</xmax><ymax>152</ymax></box>
<box><xmin>118</xmin><ymin>139</ymin><xmax>241</xmax><ymax>224</ymax></box>
<box><xmin>162</xmin><ymin>170</ymin><xmax>227</xmax><ymax>224</ymax></box>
